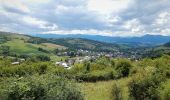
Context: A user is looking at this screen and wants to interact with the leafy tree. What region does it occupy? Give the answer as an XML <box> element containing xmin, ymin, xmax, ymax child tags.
<box><xmin>37</xmin><ymin>64</ymin><xmax>48</xmax><ymax>75</ymax></box>
<box><xmin>54</xmin><ymin>48</ymin><xmax>59</xmax><ymax>54</ymax></box>
<box><xmin>0</xmin><ymin>45</ymin><xmax>10</xmax><ymax>58</ymax></box>
<box><xmin>84</xmin><ymin>62</ymin><xmax>90</xmax><ymax>72</ymax></box>
<box><xmin>5</xmin><ymin>75</ymin><xmax>83</xmax><ymax>100</ymax></box>
<box><xmin>36</xmin><ymin>55</ymin><xmax>51</xmax><ymax>61</ymax></box>
<box><xmin>38</xmin><ymin>47</ymin><xmax>49</xmax><ymax>53</ymax></box>
<box><xmin>129</xmin><ymin>68</ymin><xmax>166</xmax><ymax>100</ymax></box>
<box><xmin>116</xmin><ymin>60</ymin><xmax>133</xmax><ymax>77</ymax></box>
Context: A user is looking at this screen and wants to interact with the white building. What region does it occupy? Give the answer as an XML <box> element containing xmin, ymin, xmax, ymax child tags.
<box><xmin>55</xmin><ymin>62</ymin><xmax>70</xmax><ymax>69</ymax></box>
<box><xmin>12</xmin><ymin>62</ymin><xmax>20</xmax><ymax>65</ymax></box>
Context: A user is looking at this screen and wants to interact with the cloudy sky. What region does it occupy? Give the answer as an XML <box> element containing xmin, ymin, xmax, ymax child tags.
<box><xmin>0</xmin><ymin>0</ymin><xmax>170</xmax><ymax>37</ymax></box>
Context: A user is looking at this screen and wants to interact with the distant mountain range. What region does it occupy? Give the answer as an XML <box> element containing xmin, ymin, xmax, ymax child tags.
<box><xmin>32</xmin><ymin>34</ymin><xmax>170</xmax><ymax>47</ymax></box>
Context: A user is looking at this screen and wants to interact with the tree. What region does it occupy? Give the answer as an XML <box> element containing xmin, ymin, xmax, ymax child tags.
<box><xmin>116</xmin><ymin>60</ymin><xmax>133</xmax><ymax>77</ymax></box>
<box><xmin>84</xmin><ymin>62</ymin><xmax>90</xmax><ymax>72</ymax></box>
<box><xmin>38</xmin><ymin>47</ymin><xmax>49</xmax><ymax>53</ymax></box>
<box><xmin>36</xmin><ymin>55</ymin><xmax>51</xmax><ymax>61</ymax></box>
<box><xmin>0</xmin><ymin>45</ymin><xmax>10</xmax><ymax>58</ymax></box>
<box><xmin>54</xmin><ymin>48</ymin><xmax>59</xmax><ymax>54</ymax></box>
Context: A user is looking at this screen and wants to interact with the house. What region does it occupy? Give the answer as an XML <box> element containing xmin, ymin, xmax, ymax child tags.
<box><xmin>55</xmin><ymin>62</ymin><xmax>70</xmax><ymax>69</ymax></box>
<box><xmin>55</xmin><ymin>62</ymin><xmax>61</xmax><ymax>65</ymax></box>
<box><xmin>67</xmin><ymin>59</ymin><xmax>75</xmax><ymax>66</ymax></box>
<box><xmin>12</xmin><ymin>62</ymin><xmax>20</xmax><ymax>65</ymax></box>
<box><xmin>20</xmin><ymin>59</ymin><xmax>25</xmax><ymax>62</ymax></box>
<box><xmin>61</xmin><ymin>63</ymin><xmax>69</xmax><ymax>68</ymax></box>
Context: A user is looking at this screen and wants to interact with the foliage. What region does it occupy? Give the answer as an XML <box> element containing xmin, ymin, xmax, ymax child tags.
<box><xmin>36</xmin><ymin>55</ymin><xmax>51</xmax><ymax>61</ymax></box>
<box><xmin>116</xmin><ymin>60</ymin><xmax>133</xmax><ymax>77</ymax></box>
<box><xmin>0</xmin><ymin>60</ymin><xmax>51</xmax><ymax>77</ymax></box>
<box><xmin>128</xmin><ymin>56</ymin><xmax>170</xmax><ymax>100</ymax></box>
<box><xmin>38</xmin><ymin>47</ymin><xmax>49</xmax><ymax>53</ymax></box>
<box><xmin>1</xmin><ymin>75</ymin><xmax>83</xmax><ymax>100</ymax></box>
<box><xmin>0</xmin><ymin>45</ymin><xmax>10</xmax><ymax>58</ymax></box>
<box><xmin>157</xmin><ymin>80</ymin><xmax>170</xmax><ymax>100</ymax></box>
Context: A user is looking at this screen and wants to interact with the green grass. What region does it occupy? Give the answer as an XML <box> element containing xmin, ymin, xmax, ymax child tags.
<box><xmin>3</xmin><ymin>39</ymin><xmax>65</xmax><ymax>55</ymax></box>
<box><xmin>3</xmin><ymin>39</ymin><xmax>44</xmax><ymax>55</ymax></box>
<box><xmin>2</xmin><ymin>38</ymin><xmax>69</xmax><ymax>61</ymax></box>
<box><xmin>79</xmin><ymin>77</ymin><xmax>131</xmax><ymax>100</ymax></box>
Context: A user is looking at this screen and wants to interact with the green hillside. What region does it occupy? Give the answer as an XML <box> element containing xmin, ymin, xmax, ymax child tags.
<box><xmin>142</xmin><ymin>43</ymin><xmax>170</xmax><ymax>58</ymax></box>
<box><xmin>0</xmin><ymin>32</ymin><xmax>66</xmax><ymax>56</ymax></box>
<box><xmin>48</xmin><ymin>38</ymin><xmax>126</xmax><ymax>52</ymax></box>
<box><xmin>0</xmin><ymin>32</ymin><xmax>170</xmax><ymax>100</ymax></box>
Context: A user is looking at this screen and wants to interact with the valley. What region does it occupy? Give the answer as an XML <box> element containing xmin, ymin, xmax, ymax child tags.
<box><xmin>0</xmin><ymin>32</ymin><xmax>170</xmax><ymax>100</ymax></box>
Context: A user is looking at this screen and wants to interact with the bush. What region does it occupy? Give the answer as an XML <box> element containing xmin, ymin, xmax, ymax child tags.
<box><xmin>3</xmin><ymin>75</ymin><xmax>84</xmax><ymax>100</ymax></box>
<box><xmin>37</xmin><ymin>64</ymin><xmax>48</xmax><ymax>75</ymax></box>
<box><xmin>36</xmin><ymin>55</ymin><xmax>51</xmax><ymax>61</ymax></box>
<box><xmin>0</xmin><ymin>62</ymin><xmax>51</xmax><ymax>77</ymax></box>
<box><xmin>157</xmin><ymin>80</ymin><xmax>170</xmax><ymax>100</ymax></box>
<box><xmin>38</xmin><ymin>48</ymin><xmax>49</xmax><ymax>53</ymax></box>
<box><xmin>0</xmin><ymin>65</ymin><xmax>34</xmax><ymax>77</ymax></box>
<box><xmin>8</xmin><ymin>82</ymin><xmax>46</xmax><ymax>100</ymax></box>
<box><xmin>76</xmin><ymin>68</ymin><xmax>114</xmax><ymax>82</ymax></box>
<box><xmin>116</xmin><ymin>60</ymin><xmax>133</xmax><ymax>77</ymax></box>
<box><xmin>129</xmin><ymin>71</ymin><xmax>165</xmax><ymax>100</ymax></box>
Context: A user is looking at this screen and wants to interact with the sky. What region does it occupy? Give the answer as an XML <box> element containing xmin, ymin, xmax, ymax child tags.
<box><xmin>0</xmin><ymin>0</ymin><xmax>170</xmax><ymax>37</ymax></box>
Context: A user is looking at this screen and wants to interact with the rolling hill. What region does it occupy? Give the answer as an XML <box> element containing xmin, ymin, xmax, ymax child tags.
<box><xmin>33</xmin><ymin>34</ymin><xmax>170</xmax><ymax>47</ymax></box>
<box><xmin>47</xmin><ymin>38</ymin><xmax>126</xmax><ymax>52</ymax></box>
<box><xmin>0</xmin><ymin>32</ymin><xmax>65</xmax><ymax>56</ymax></box>
<box><xmin>142</xmin><ymin>42</ymin><xmax>170</xmax><ymax>58</ymax></box>
<box><xmin>0</xmin><ymin>32</ymin><xmax>124</xmax><ymax>55</ymax></box>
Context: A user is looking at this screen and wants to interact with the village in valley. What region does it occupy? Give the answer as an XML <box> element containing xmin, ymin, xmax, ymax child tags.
<box><xmin>10</xmin><ymin>48</ymin><xmax>142</xmax><ymax>69</ymax></box>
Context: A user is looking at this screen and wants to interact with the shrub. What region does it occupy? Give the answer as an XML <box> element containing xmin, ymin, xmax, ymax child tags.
<box><xmin>36</xmin><ymin>55</ymin><xmax>51</xmax><ymax>61</ymax></box>
<box><xmin>157</xmin><ymin>80</ymin><xmax>170</xmax><ymax>100</ymax></box>
<box><xmin>4</xmin><ymin>75</ymin><xmax>84</xmax><ymax>100</ymax></box>
<box><xmin>116</xmin><ymin>60</ymin><xmax>133</xmax><ymax>77</ymax></box>
<box><xmin>76</xmin><ymin>68</ymin><xmax>114</xmax><ymax>82</ymax></box>
<box><xmin>38</xmin><ymin>48</ymin><xmax>49</xmax><ymax>53</ymax></box>
<box><xmin>129</xmin><ymin>71</ymin><xmax>165</xmax><ymax>100</ymax></box>
<box><xmin>8</xmin><ymin>82</ymin><xmax>46</xmax><ymax>100</ymax></box>
<box><xmin>37</xmin><ymin>64</ymin><xmax>48</xmax><ymax>75</ymax></box>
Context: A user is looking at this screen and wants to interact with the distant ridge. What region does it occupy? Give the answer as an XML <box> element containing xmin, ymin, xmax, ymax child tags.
<box><xmin>33</xmin><ymin>34</ymin><xmax>170</xmax><ymax>47</ymax></box>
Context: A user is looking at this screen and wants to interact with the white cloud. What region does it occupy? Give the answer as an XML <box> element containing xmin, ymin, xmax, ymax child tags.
<box><xmin>161</xmin><ymin>28</ymin><xmax>170</xmax><ymax>35</ymax></box>
<box><xmin>55</xmin><ymin>4</ymin><xmax>86</xmax><ymax>15</ymax></box>
<box><xmin>22</xmin><ymin>16</ymin><xmax>58</xmax><ymax>30</ymax></box>
<box><xmin>0</xmin><ymin>0</ymin><xmax>170</xmax><ymax>37</ymax></box>
<box><xmin>155</xmin><ymin>12</ymin><xmax>170</xmax><ymax>25</ymax></box>
<box><xmin>0</xmin><ymin>0</ymin><xmax>31</xmax><ymax>13</ymax></box>
<box><xmin>21</xmin><ymin>0</ymin><xmax>51</xmax><ymax>5</ymax></box>
<box><xmin>87</xmin><ymin>0</ymin><xmax>134</xmax><ymax>15</ymax></box>
<box><xmin>43</xmin><ymin>29</ymin><xmax>113</xmax><ymax>36</ymax></box>
<box><xmin>102</xmin><ymin>15</ymin><xmax>122</xmax><ymax>27</ymax></box>
<box><xmin>123</xmin><ymin>19</ymin><xmax>145</xmax><ymax>33</ymax></box>
<box><xmin>151</xmin><ymin>11</ymin><xmax>170</xmax><ymax>35</ymax></box>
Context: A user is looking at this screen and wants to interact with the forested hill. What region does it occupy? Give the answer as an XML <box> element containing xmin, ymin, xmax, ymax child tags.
<box><xmin>33</xmin><ymin>34</ymin><xmax>170</xmax><ymax>47</ymax></box>
<box><xmin>47</xmin><ymin>38</ymin><xmax>126</xmax><ymax>52</ymax></box>
<box><xmin>143</xmin><ymin>42</ymin><xmax>170</xmax><ymax>58</ymax></box>
<box><xmin>0</xmin><ymin>32</ymin><xmax>124</xmax><ymax>53</ymax></box>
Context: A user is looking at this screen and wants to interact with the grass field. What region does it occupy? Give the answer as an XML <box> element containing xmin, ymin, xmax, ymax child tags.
<box><xmin>1</xmin><ymin>39</ymin><xmax>69</xmax><ymax>62</ymax></box>
<box><xmin>3</xmin><ymin>39</ymin><xmax>65</xmax><ymax>55</ymax></box>
<box><xmin>41</xmin><ymin>43</ymin><xmax>66</xmax><ymax>50</ymax></box>
<box><xmin>79</xmin><ymin>78</ymin><xmax>131</xmax><ymax>100</ymax></box>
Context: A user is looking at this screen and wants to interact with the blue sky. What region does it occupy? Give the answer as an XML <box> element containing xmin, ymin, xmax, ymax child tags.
<box><xmin>0</xmin><ymin>0</ymin><xmax>170</xmax><ymax>37</ymax></box>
